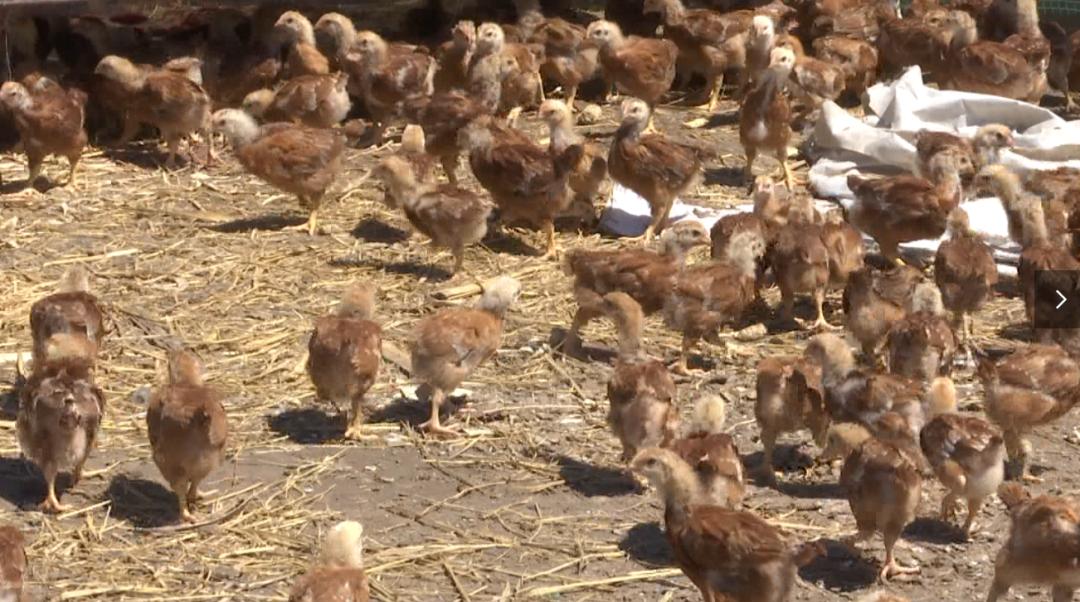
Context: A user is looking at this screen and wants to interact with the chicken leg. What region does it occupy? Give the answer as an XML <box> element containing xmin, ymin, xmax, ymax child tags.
<box><xmin>671</xmin><ymin>336</ymin><xmax>703</xmax><ymax>376</ymax></box>
<box><xmin>799</xmin><ymin>290</ymin><xmax>839</xmax><ymax>331</ymax></box>
<box><xmin>343</xmin><ymin>395</ymin><xmax>368</xmax><ymax>440</ymax></box>
<box><xmin>40</xmin><ymin>462</ymin><xmax>70</xmax><ymax>513</ymax></box>
<box><xmin>420</xmin><ymin>387</ymin><xmax>458</xmax><ymax>437</ymax></box>
<box><xmin>540</xmin><ymin>220</ymin><xmax>559</xmax><ymax>259</ymax></box>
<box><xmin>172</xmin><ymin>478</ymin><xmax>195</xmax><ymax>523</ymax></box>
<box><xmin>880</xmin><ymin>529</ymin><xmax>919</xmax><ymax>582</ymax></box>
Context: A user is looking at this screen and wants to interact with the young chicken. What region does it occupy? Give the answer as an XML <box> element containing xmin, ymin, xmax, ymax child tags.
<box><xmin>631</xmin><ymin>448</ymin><xmax>823</xmax><ymax>601</ymax></box>
<box><xmin>986</xmin><ymin>484</ymin><xmax>1080</xmax><ymax>602</ymax></box>
<box><xmin>1015</xmin><ymin>197</ymin><xmax>1080</xmax><ymax>335</ymax></box>
<box><xmin>940</xmin><ymin>10</ymin><xmax>1047</xmax><ymax>104</ymax></box>
<box><xmin>212</xmin><ymin>108</ymin><xmax>345</xmax><ymax>236</ymax></box>
<box><xmin>586</xmin><ymin>19</ymin><xmax>677</xmax><ymax>121</ymax></box>
<box><xmin>848</xmin><ymin>152</ymin><xmax>962</xmax><ymax>265</ymax></box>
<box><xmin>975</xmin><ymin>164</ymin><xmax>1070</xmax><ymax>250</ymax></box>
<box><xmin>289</xmin><ymin>521</ymin><xmax>369</xmax><ymax>602</ymax></box>
<box><xmin>756</xmin><ymin>353</ymin><xmax>828</xmax><ymax>485</ymax></box>
<box><xmin>670</xmin><ymin>395</ymin><xmax>746</xmax><ymax>508</ymax></box>
<box><xmin>458</xmin><ymin>119</ymin><xmax>582</xmax><ymax>258</ymax></box>
<box><xmin>373</xmin><ymin>156</ymin><xmax>492</xmax><ymax>276</ymax></box>
<box><xmin>307</xmin><ymin>285</ymin><xmax>383</xmax><ymax>441</ymax></box>
<box><xmin>18</xmin><ymin>334</ymin><xmax>105</xmax><ymax>513</ymax></box>
<box><xmin>29</xmin><ymin>266</ymin><xmax>104</xmax><ymax>374</ymax></box>
<box><xmin>740</xmin><ymin>46</ymin><xmax>795</xmax><ymax>190</ymax></box>
<box><xmin>602</xmin><ymin>292</ymin><xmax>678</xmax><ymax>461</ymax></box>
<box><xmin>821</xmin><ymin>209</ymin><xmax>866</xmax><ymax>294</ymax></box>
<box><xmin>536</xmin><ymin>31</ymin><xmax>599</xmax><ymax>112</ymax></box>
<box><xmin>473</xmin><ymin>23</ymin><xmax>543</xmax><ymax>125</ymax></box>
<box><xmin>563</xmin><ymin>221</ymin><xmax>710</xmax><ymax>357</ymax></box>
<box><xmin>840</xmin><ymin>428</ymin><xmax>923</xmax><ymax>582</ymax></box>
<box><xmin>94</xmin><ymin>55</ymin><xmax>213</xmax><ymax>167</ymax></box>
<box><xmin>410</xmin><ymin>276</ymin><xmax>521</xmax><ymax>436</ymax></box>
<box><xmin>664</xmin><ymin>229</ymin><xmax>766</xmax><ymax>375</ymax></box>
<box><xmin>538</xmin><ymin>99</ymin><xmax>609</xmax><ymax>226</ymax></box>
<box><xmin>147</xmin><ymin>350</ymin><xmax>228</xmax><ymax>523</ymax></box>
<box><xmin>0</xmin><ymin>78</ymin><xmax>87</xmax><ymax>187</ymax></box>
<box><xmin>914</xmin><ymin>124</ymin><xmax>1011</xmax><ymax>184</ymax></box>
<box><xmin>885</xmin><ymin>281</ymin><xmax>958</xmax><ymax>381</ymax></box>
<box><xmin>434</xmin><ymin>20</ymin><xmax>478</xmax><ymax>93</ymax></box>
<box><xmin>769</xmin><ymin>196</ymin><xmax>835</xmax><ymax>331</ymax></box>
<box><xmin>644</xmin><ymin>0</ymin><xmax>745</xmax><ymax>112</ymax></box>
<box><xmin>842</xmin><ymin>265</ymin><xmax>925</xmax><ymax>361</ymax></box>
<box><xmin>241</xmin><ymin>73</ymin><xmax>350</xmax><ymax>129</ymax></box>
<box><xmin>608</xmin><ymin>98</ymin><xmax>703</xmax><ymax>243</ymax></box>
<box><xmin>978</xmin><ymin>345</ymin><xmax>1080</xmax><ymax>482</ymax></box>
<box><xmin>919</xmin><ymin>413</ymin><xmax>1005</xmax><ymax>537</ymax></box>
<box><xmin>812</xmin><ymin>35</ymin><xmax>879</xmax><ymax>96</ymax></box>
<box><xmin>805</xmin><ymin>332</ymin><xmax>957</xmax><ymax>440</ymax></box>
<box><xmin>350</xmin><ymin>30</ymin><xmax>437</xmax><ymax>140</ymax></box>
<box><xmin>0</xmin><ymin>524</ymin><xmax>26</xmax><ymax>602</ymax></box>
<box><xmin>786</xmin><ymin>40</ymin><xmax>848</xmax><ymax>111</ymax></box>
<box><xmin>933</xmin><ymin>208</ymin><xmax>998</xmax><ymax>350</ymax></box>
<box><xmin>275</xmin><ymin>11</ymin><xmax>330</xmax><ymax>78</ymax></box>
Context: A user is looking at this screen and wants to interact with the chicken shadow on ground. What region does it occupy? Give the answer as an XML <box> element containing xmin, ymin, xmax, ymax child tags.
<box><xmin>619</xmin><ymin>521</ymin><xmax>674</xmax><ymax>566</ymax></box>
<box><xmin>1</xmin><ymin>384</ymin><xmax>20</xmax><ymax>420</ymax></box>
<box><xmin>211</xmin><ymin>214</ymin><xmax>307</xmax><ymax>234</ymax></box>
<box><xmin>100</xmin><ymin>144</ymin><xmax>179</xmax><ymax>170</ymax></box>
<box><xmin>903</xmin><ymin>516</ymin><xmax>967</xmax><ymax>545</ymax></box>
<box><xmin>703</xmin><ymin>166</ymin><xmax>746</xmax><ymax>188</ymax></box>
<box><xmin>335</xmin><ymin>256</ymin><xmax>454</xmax><ymax>282</ymax></box>
<box><xmin>547</xmin><ymin>328</ymin><xmax>617</xmax><ymax>364</ymax></box>
<box><xmin>745</xmin><ymin>449</ymin><xmax>843</xmax><ymax>499</ymax></box>
<box><xmin>995</xmin><ymin>322</ymin><xmax>1035</xmax><ymax>344</ymax></box>
<box><xmin>798</xmin><ymin>539</ymin><xmax>878</xmax><ymax>592</ymax></box>
<box><xmin>351</xmin><ymin>217</ymin><xmax>410</xmax><ymax>245</ymax></box>
<box><xmin>683</xmin><ymin>109</ymin><xmax>739</xmax><ymax>129</ymax></box>
<box><xmin>0</xmin><ymin>456</ymin><xmax>44</xmax><ymax>509</ymax></box>
<box><xmin>267</xmin><ymin>408</ymin><xmax>346</xmax><ymax>444</ymax></box>
<box><xmin>480</xmin><ymin>231</ymin><xmax>543</xmax><ymax>257</ymax></box>
<box><xmin>551</xmin><ymin>454</ymin><xmax>640</xmax><ymax>497</ymax></box>
<box><xmin>0</xmin><ymin>177</ymin><xmax>58</xmax><ymax>194</ymax></box>
<box><xmin>104</xmin><ymin>474</ymin><xmax>179</xmax><ymax>528</ymax></box>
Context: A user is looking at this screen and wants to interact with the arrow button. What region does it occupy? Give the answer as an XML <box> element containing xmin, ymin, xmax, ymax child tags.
<box><xmin>1058</xmin><ymin>290</ymin><xmax>1068</xmax><ymax>310</ymax></box>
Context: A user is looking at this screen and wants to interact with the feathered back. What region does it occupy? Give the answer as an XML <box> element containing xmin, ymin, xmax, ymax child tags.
<box><xmin>689</xmin><ymin>395</ymin><xmax>726</xmax><ymax>436</ymax></box>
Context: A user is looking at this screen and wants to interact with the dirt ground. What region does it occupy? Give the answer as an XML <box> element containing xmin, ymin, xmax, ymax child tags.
<box><xmin>0</xmin><ymin>94</ymin><xmax>1070</xmax><ymax>602</ymax></box>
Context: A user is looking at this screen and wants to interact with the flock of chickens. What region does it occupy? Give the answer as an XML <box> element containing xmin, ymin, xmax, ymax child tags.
<box><xmin>4</xmin><ymin>0</ymin><xmax>1080</xmax><ymax>600</ymax></box>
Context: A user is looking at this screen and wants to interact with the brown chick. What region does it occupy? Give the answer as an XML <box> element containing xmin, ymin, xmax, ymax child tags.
<box><xmin>373</xmin><ymin>155</ymin><xmax>493</xmax><ymax>275</ymax></box>
<box><xmin>212</xmin><ymin>108</ymin><xmax>345</xmax><ymax>236</ymax></box>
<box><xmin>770</xmin><ymin>196</ymin><xmax>835</xmax><ymax>331</ymax></box>
<box><xmin>458</xmin><ymin>118</ymin><xmax>582</xmax><ymax>259</ymax></box>
<box><xmin>0</xmin><ymin>78</ymin><xmax>87</xmax><ymax>187</ymax></box>
<box><xmin>147</xmin><ymin>350</ymin><xmax>228</xmax><ymax>523</ymax></box>
<box><xmin>1002</xmin><ymin>0</ymin><xmax>1051</xmax><ymax>78</ymax></box>
<box><xmin>241</xmin><ymin>73</ymin><xmax>351</xmax><ymax>129</ymax></box>
<box><xmin>644</xmin><ymin>0</ymin><xmax>747</xmax><ymax>112</ymax></box>
<box><xmin>940</xmin><ymin>10</ymin><xmax>1047</xmax><ymax>104</ymax></box>
<box><xmin>877</xmin><ymin>9</ymin><xmax>954</xmax><ymax>78</ymax></box>
<box><xmin>562</xmin><ymin>221</ymin><xmax>710</xmax><ymax>357</ymax></box>
<box><xmin>586</xmin><ymin>19</ymin><xmax>678</xmax><ymax>120</ymax></box>
<box><xmin>978</xmin><ymin>344</ymin><xmax>1080</xmax><ymax>482</ymax></box>
<box><xmin>847</xmin><ymin>152</ymin><xmax>962</xmax><ymax>265</ymax></box>
<box><xmin>664</xmin><ymin>229</ymin><xmax>766</xmax><ymax>375</ymax></box>
<box><xmin>671</xmin><ymin>395</ymin><xmax>746</xmax><ymax>508</ymax></box>
<box><xmin>756</xmin><ymin>353</ymin><xmax>829</xmax><ymax>485</ymax></box>
<box><xmin>806</xmin><ymin>332</ymin><xmax>958</xmax><ymax>439</ymax></box>
<box><xmin>434</xmin><ymin>21</ymin><xmax>478</xmax><ymax>93</ymax></box>
<box><xmin>977</xmin><ymin>164</ymin><xmax>1073</xmax><ymax>258</ymax></box>
<box><xmin>307</xmin><ymin>285</ymin><xmax>383</xmax><ymax>441</ymax></box>
<box><xmin>812</xmin><ymin>35</ymin><xmax>879</xmax><ymax>96</ymax></box>
<box><xmin>0</xmin><ymin>524</ymin><xmax>26</xmax><ymax>602</ymax></box>
<box><xmin>986</xmin><ymin>484</ymin><xmax>1080</xmax><ymax>601</ymax></box>
<box><xmin>914</xmin><ymin>124</ymin><xmax>1012</xmax><ymax>184</ymax></box>
<box><xmin>538</xmin><ymin>99</ymin><xmax>609</xmax><ymax>227</ymax></box>
<box><xmin>609</xmin><ymin>98</ymin><xmax>703</xmax><ymax>243</ymax></box>
<box><xmin>1015</xmin><ymin>196</ymin><xmax>1080</xmax><ymax>338</ymax></box>
<box><xmin>842</xmin><ymin>264</ymin><xmax>925</xmax><ymax>361</ymax></box>
<box><xmin>785</xmin><ymin>39</ymin><xmax>848</xmax><ymax>111</ymax></box>
<box><xmin>289</xmin><ymin>521</ymin><xmax>369</xmax><ymax>602</ymax></box>
<box><xmin>934</xmin><ymin>208</ymin><xmax>998</xmax><ymax>350</ymax></box>
<box><xmin>29</xmin><ymin>266</ymin><xmax>104</xmax><ymax>373</ymax></box>
<box><xmin>473</xmin><ymin>23</ymin><xmax>544</xmax><ymax>126</ymax></box>
<box><xmin>535</xmin><ymin>26</ymin><xmax>599</xmax><ymax>112</ymax></box>
<box><xmin>275</xmin><ymin>11</ymin><xmax>330</xmax><ymax>78</ymax></box>
<box><xmin>839</xmin><ymin>426</ymin><xmax>923</xmax><ymax>582</ymax></box>
<box><xmin>821</xmin><ymin>209</ymin><xmax>867</xmax><ymax>294</ymax></box>
<box><xmin>885</xmin><ymin>281</ymin><xmax>958</xmax><ymax>381</ymax></box>
<box><xmin>18</xmin><ymin>333</ymin><xmax>104</xmax><ymax>513</ymax></box>
<box><xmin>404</xmin><ymin>52</ymin><xmax>517</xmax><ymax>185</ymax></box>
<box><xmin>631</xmin><ymin>447</ymin><xmax>824</xmax><ymax>601</ymax></box>
<box><xmin>740</xmin><ymin>46</ymin><xmax>796</xmax><ymax>190</ymax></box>
<box><xmin>410</xmin><ymin>276</ymin><xmax>521</xmax><ymax>436</ymax></box>
<box><xmin>350</xmin><ymin>30</ymin><xmax>437</xmax><ymax>140</ymax></box>
<box><xmin>602</xmin><ymin>292</ymin><xmax>678</xmax><ymax>462</ymax></box>
<box><xmin>919</xmin><ymin>413</ymin><xmax>1005</xmax><ymax>537</ymax></box>
<box><xmin>94</xmin><ymin>55</ymin><xmax>212</xmax><ymax>167</ymax></box>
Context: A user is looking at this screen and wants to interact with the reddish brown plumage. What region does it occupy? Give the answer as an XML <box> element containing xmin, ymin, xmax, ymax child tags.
<box><xmin>0</xmin><ymin>524</ymin><xmax>26</xmax><ymax>601</ymax></box>
<box><xmin>539</xmin><ymin>100</ymin><xmax>609</xmax><ymax>227</ymax></box>
<box><xmin>609</xmin><ymin>98</ymin><xmax>703</xmax><ymax>243</ymax></box>
<box><xmin>842</xmin><ymin>265</ymin><xmax>925</xmax><ymax>359</ymax></box>
<box><xmin>877</xmin><ymin>10</ymin><xmax>953</xmax><ymax>77</ymax></box>
<box><xmin>812</xmin><ymin>35</ymin><xmax>878</xmax><ymax>95</ymax></box>
<box><xmin>756</xmin><ymin>355</ymin><xmax>828</xmax><ymax>484</ymax></box>
<box><xmin>0</xmin><ymin>77</ymin><xmax>87</xmax><ymax>185</ymax></box>
<box><xmin>602</xmin><ymin>292</ymin><xmax>678</xmax><ymax>462</ymax></box>
<box><xmin>289</xmin><ymin>521</ymin><xmax>369</xmax><ymax>602</ymax></box>
<box><xmin>740</xmin><ymin>47</ymin><xmax>795</xmax><ymax>188</ymax></box>
<box><xmin>586</xmin><ymin>20</ymin><xmax>678</xmax><ymax>107</ymax></box>
<box><xmin>934</xmin><ymin>208</ymin><xmax>998</xmax><ymax>345</ymax></box>
<box><xmin>769</xmin><ymin>198</ymin><xmax>834</xmax><ymax>329</ymax></box>
<box><xmin>671</xmin><ymin>396</ymin><xmax>746</xmax><ymax>508</ymax></box>
<box><xmin>885</xmin><ymin>282</ymin><xmax>957</xmax><ymax>381</ymax></box>
<box><xmin>242</xmin><ymin>73</ymin><xmax>350</xmax><ymax>129</ymax></box>
<box><xmin>350</xmin><ymin>31</ymin><xmax>436</xmax><ymax>136</ymax></box>
<box><xmin>275</xmin><ymin>11</ymin><xmax>330</xmax><ymax>78</ymax></box>
<box><xmin>562</xmin><ymin>221</ymin><xmax>710</xmax><ymax>356</ymax></box>
<box><xmin>919</xmin><ymin>413</ymin><xmax>1004</xmax><ymax>536</ymax></box>
<box><xmin>147</xmin><ymin>350</ymin><xmax>228</xmax><ymax>523</ymax></box>
<box><xmin>29</xmin><ymin>266</ymin><xmax>104</xmax><ymax>372</ymax></box>
<box><xmin>939</xmin><ymin>10</ymin><xmax>1047</xmax><ymax>103</ymax></box>
<box><xmin>434</xmin><ymin>21</ymin><xmax>478</xmax><ymax>93</ymax></box>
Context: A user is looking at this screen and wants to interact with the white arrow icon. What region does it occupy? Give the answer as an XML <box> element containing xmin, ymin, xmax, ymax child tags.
<box><xmin>1057</xmin><ymin>290</ymin><xmax>1068</xmax><ymax>310</ymax></box>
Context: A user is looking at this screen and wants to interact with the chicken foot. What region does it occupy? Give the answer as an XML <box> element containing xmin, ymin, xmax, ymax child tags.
<box><xmin>343</xmin><ymin>395</ymin><xmax>370</xmax><ymax>440</ymax></box>
<box><xmin>420</xmin><ymin>387</ymin><xmax>459</xmax><ymax>437</ymax></box>
<box><xmin>172</xmin><ymin>478</ymin><xmax>196</xmax><ymax>523</ymax></box>
<box><xmin>540</xmin><ymin>220</ymin><xmax>559</xmax><ymax>259</ymax></box>
<box><xmin>670</xmin><ymin>336</ymin><xmax>704</xmax><ymax>376</ymax></box>
<box><xmin>40</xmin><ymin>462</ymin><xmax>70</xmax><ymax>513</ymax></box>
<box><xmin>879</xmin><ymin>533</ymin><xmax>920</xmax><ymax>582</ymax></box>
<box><xmin>796</xmin><ymin>290</ymin><xmax>839</xmax><ymax>331</ymax></box>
